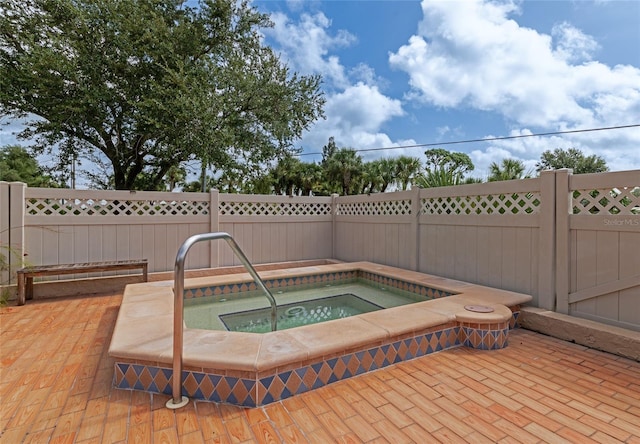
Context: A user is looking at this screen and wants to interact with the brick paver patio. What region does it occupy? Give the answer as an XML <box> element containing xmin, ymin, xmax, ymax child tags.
<box><xmin>1</xmin><ymin>292</ymin><xmax>639</xmax><ymax>443</ymax></box>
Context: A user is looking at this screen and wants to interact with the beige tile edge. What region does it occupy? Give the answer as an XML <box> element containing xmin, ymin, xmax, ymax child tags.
<box><xmin>108</xmin><ymin>261</ymin><xmax>532</xmax><ymax>373</ymax></box>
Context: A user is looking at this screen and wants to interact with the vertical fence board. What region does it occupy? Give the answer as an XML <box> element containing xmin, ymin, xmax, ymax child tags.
<box><xmin>514</xmin><ymin>228</ymin><xmax>533</xmax><ymax>295</ymax></box>
<box><xmin>129</xmin><ymin>225</ymin><xmax>143</xmax><ymax>263</ymax></box>
<box><xmin>574</xmin><ymin>230</ymin><xmax>597</xmax><ymax>315</ymax></box>
<box><xmin>386</xmin><ymin>224</ymin><xmax>399</xmax><ymax>267</ymax></box>
<box><xmin>73</xmin><ymin>226</ymin><xmax>89</xmax><ymax>278</ymax></box>
<box><xmin>0</xmin><ymin>184</ymin><xmax>8</xmax><ymax>285</ymax></box>
<box><xmin>501</xmin><ymin>227</ymin><xmax>517</xmax><ymax>291</ymax></box>
<box><xmin>116</xmin><ymin>224</ymin><xmax>130</xmax><ymax>261</ymax></box>
<box><xmin>23</xmin><ymin>226</ymin><xmax>42</xmax><ymax>271</ymax></box>
<box><xmin>594</xmin><ymin>231</ymin><xmax>620</xmax><ymax>320</ymax></box>
<box><xmin>486</xmin><ymin>227</ymin><xmax>503</xmax><ymax>289</ymax></box>
<box><xmin>154</xmin><ymin>225</ymin><xmax>167</xmax><ymax>271</ymax></box>
<box><xmin>142</xmin><ymin>224</ymin><xmax>155</xmax><ymax>271</ymax></box>
<box><xmin>475</xmin><ymin>226</ymin><xmax>490</xmax><ymax>287</ymax></box>
<box><xmin>619</xmin><ymin>232</ymin><xmax>640</xmax><ymax>325</ymax></box>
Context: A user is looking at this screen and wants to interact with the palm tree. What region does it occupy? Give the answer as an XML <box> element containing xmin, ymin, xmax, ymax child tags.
<box><xmin>297</xmin><ymin>162</ymin><xmax>323</xmax><ymax>196</ymax></box>
<box><xmin>359</xmin><ymin>161</ymin><xmax>383</xmax><ymax>194</ymax></box>
<box><xmin>376</xmin><ymin>158</ymin><xmax>396</xmax><ymax>192</ymax></box>
<box><xmin>164</xmin><ymin>164</ymin><xmax>186</xmax><ymax>191</ymax></box>
<box><xmin>324</xmin><ymin>148</ymin><xmax>363</xmax><ymax>195</ymax></box>
<box><xmin>271</xmin><ymin>155</ymin><xmax>302</xmax><ymax>195</ymax></box>
<box><xmin>394</xmin><ymin>156</ymin><xmax>422</xmax><ymax>190</ymax></box>
<box><xmin>488</xmin><ymin>158</ymin><xmax>529</xmax><ymax>181</ymax></box>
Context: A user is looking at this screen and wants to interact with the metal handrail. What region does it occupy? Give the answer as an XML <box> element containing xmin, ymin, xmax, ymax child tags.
<box><xmin>166</xmin><ymin>232</ymin><xmax>277</xmax><ymax>409</ymax></box>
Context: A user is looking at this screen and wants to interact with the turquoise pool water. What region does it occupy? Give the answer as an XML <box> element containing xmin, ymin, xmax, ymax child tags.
<box><xmin>184</xmin><ymin>278</ymin><xmax>429</xmax><ymax>332</ymax></box>
<box><xmin>220</xmin><ymin>294</ymin><xmax>382</xmax><ymax>333</ymax></box>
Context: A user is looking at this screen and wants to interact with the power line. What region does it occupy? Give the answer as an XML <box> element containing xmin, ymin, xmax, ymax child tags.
<box><xmin>297</xmin><ymin>123</ymin><xmax>640</xmax><ymax>157</ymax></box>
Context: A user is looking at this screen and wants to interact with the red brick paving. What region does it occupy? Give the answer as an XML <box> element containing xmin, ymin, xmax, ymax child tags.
<box><xmin>1</xmin><ymin>293</ymin><xmax>639</xmax><ymax>443</ymax></box>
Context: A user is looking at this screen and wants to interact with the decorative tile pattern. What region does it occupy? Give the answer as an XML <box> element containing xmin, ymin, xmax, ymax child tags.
<box><xmin>114</xmin><ymin>326</ymin><xmax>462</xmax><ymax>407</ymax></box>
<box><xmin>115</xmin><ymin>270</ymin><xmax>523</xmax><ymax>406</ymax></box>
<box><xmin>184</xmin><ymin>270</ymin><xmax>454</xmax><ymax>300</ymax></box>
<box><xmin>510</xmin><ymin>309</ymin><xmax>521</xmax><ymax>329</ymax></box>
<box><xmin>359</xmin><ymin>271</ymin><xmax>454</xmax><ymax>298</ymax></box>
<box><xmin>460</xmin><ymin>321</ymin><xmax>509</xmax><ymax>350</ymax></box>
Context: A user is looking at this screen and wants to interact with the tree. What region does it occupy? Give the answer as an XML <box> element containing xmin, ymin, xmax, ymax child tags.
<box><xmin>271</xmin><ymin>154</ymin><xmax>302</xmax><ymax>196</ymax></box>
<box><xmin>488</xmin><ymin>158</ymin><xmax>530</xmax><ymax>182</ymax></box>
<box><xmin>297</xmin><ymin>162</ymin><xmax>323</xmax><ymax>196</ymax></box>
<box><xmin>394</xmin><ymin>156</ymin><xmax>422</xmax><ymax>190</ymax></box>
<box><xmin>415</xmin><ymin>148</ymin><xmax>474</xmax><ymax>188</ymax></box>
<box><xmin>0</xmin><ymin>0</ymin><xmax>325</xmax><ymax>190</ymax></box>
<box><xmin>358</xmin><ymin>160</ymin><xmax>384</xmax><ymax>194</ymax></box>
<box><xmin>164</xmin><ymin>165</ymin><xmax>187</xmax><ymax>192</ymax></box>
<box><xmin>375</xmin><ymin>158</ymin><xmax>397</xmax><ymax>193</ymax></box>
<box><xmin>0</xmin><ymin>145</ymin><xmax>58</xmax><ymax>187</ymax></box>
<box><xmin>323</xmin><ymin>148</ymin><xmax>363</xmax><ymax>195</ymax></box>
<box><xmin>321</xmin><ymin>137</ymin><xmax>338</xmax><ymax>168</ymax></box>
<box><xmin>536</xmin><ymin>148</ymin><xmax>608</xmax><ymax>174</ymax></box>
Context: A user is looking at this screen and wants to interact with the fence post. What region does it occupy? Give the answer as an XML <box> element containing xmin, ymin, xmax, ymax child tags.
<box><xmin>209</xmin><ymin>189</ymin><xmax>220</xmax><ymax>268</ymax></box>
<box><xmin>410</xmin><ymin>187</ymin><xmax>421</xmax><ymax>271</ymax></box>
<box><xmin>555</xmin><ymin>169</ymin><xmax>572</xmax><ymax>314</ymax></box>
<box><xmin>0</xmin><ymin>182</ymin><xmax>9</xmax><ymax>286</ymax></box>
<box><xmin>537</xmin><ymin>171</ymin><xmax>556</xmax><ymax>310</ymax></box>
<box><xmin>0</xmin><ymin>182</ymin><xmax>26</xmax><ymax>288</ymax></box>
<box><xmin>330</xmin><ymin>194</ymin><xmax>339</xmax><ymax>260</ymax></box>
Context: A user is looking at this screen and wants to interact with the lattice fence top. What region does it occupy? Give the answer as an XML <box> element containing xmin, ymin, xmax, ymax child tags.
<box><xmin>421</xmin><ymin>192</ymin><xmax>541</xmax><ymax>215</ymax></box>
<box><xmin>219</xmin><ymin>200</ymin><xmax>332</xmax><ymax>216</ymax></box>
<box><xmin>26</xmin><ymin>197</ymin><xmax>210</xmax><ymax>216</ymax></box>
<box><xmin>336</xmin><ymin>200</ymin><xmax>412</xmax><ymax>216</ymax></box>
<box><xmin>572</xmin><ymin>187</ymin><xmax>640</xmax><ymax>215</ymax></box>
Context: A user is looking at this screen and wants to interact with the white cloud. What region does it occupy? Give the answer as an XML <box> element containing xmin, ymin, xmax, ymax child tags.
<box><xmin>265</xmin><ymin>11</ymin><xmax>355</xmax><ymax>89</ymax></box>
<box><xmin>388</xmin><ymin>0</ymin><xmax>640</xmax><ymax>173</ymax></box>
<box><xmin>389</xmin><ymin>0</ymin><xmax>640</xmax><ymax>129</ymax></box>
<box><xmin>299</xmin><ymin>83</ymin><xmax>408</xmax><ymax>159</ymax></box>
<box><xmin>264</xmin><ymin>10</ymin><xmax>409</xmax><ymax>157</ymax></box>
<box><xmin>325</xmin><ymin>83</ymin><xmax>404</xmax><ymax>133</ymax></box>
<box><xmin>552</xmin><ymin>22</ymin><xmax>599</xmax><ymax>63</ymax></box>
<box><xmin>468</xmin><ymin>125</ymin><xmax>640</xmax><ymax>178</ymax></box>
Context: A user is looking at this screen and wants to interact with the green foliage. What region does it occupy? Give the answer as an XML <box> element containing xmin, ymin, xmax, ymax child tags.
<box><xmin>394</xmin><ymin>156</ymin><xmax>423</xmax><ymax>191</ymax></box>
<box><xmin>323</xmin><ymin>148</ymin><xmax>364</xmax><ymax>195</ymax></box>
<box><xmin>416</xmin><ymin>148</ymin><xmax>475</xmax><ymax>188</ymax></box>
<box><xmin>321</xmin><ymin>137</ymin><xmax>338</xmax><ymax>168</ymax></box>
<box><xmin>536</xmin><ymin>148</ymin><xmax>608</xmax><ymax>174</ymax></box>
<box><xmin>270</xmin><ymin>154</ymin><xmax>302</xmax><ymax>196</ymax></box>
<box><xmin>358</xmin><ymin>159</ymin><xmax>387</xmax><ymax>194</ymax></box>
<box><xmin>488</xmin><ymin>158</ymin><xmax>531</xmax><ymax>182</ymax></box>
<box><xmin>415</xmin><ymin>168</ymin><xmax>466</xmax><ymax>188</ymax></box>
<box><xmin>0</xmin><ymin>0</ymin><xmax>325</xmax><ymax>190</ymax></box>
<box><xmin>424</xmin><ymin>148</ymin><xmax>474</xmax><ymax>176</ymax></box>
<box><xmin>0</xmin><ymin>145</ymin><xmax>59</xmax><ymax>187</ymax></box>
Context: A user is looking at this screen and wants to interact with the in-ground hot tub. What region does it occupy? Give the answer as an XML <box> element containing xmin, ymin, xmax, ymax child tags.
<box><xmin>108</xmin><ymin>262</ymin><xmax>531</xmax><ymax>407</ymax></box>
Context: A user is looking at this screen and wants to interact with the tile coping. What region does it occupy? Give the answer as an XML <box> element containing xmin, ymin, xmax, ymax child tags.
<box><xmin>108</xmin><ymin>261</ymin><xmax>532</xmax><ymax>374</ymax></box>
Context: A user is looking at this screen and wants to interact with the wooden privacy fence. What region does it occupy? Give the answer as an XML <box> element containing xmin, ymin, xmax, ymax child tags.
<box><xmin>1</xmin><ymin>168</ymin><xmax>638</xmax><ymax>329</ymax></box>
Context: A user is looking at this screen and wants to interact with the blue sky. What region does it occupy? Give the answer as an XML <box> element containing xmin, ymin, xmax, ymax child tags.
<box><xmin>254</xmin><ymin>0</ymin><xmax>640</xmax><ymax>177</ymax></box>
<box><xmin>1</xmin><ymin>0</ymin><xmax>639</xmax><ymax>181</ymax></box>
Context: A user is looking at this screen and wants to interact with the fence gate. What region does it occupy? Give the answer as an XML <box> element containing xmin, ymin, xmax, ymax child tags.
<box><xmin>555</xmin><ymin>170</ymin><xmax>640</xmax><ymax>331</ymax></box>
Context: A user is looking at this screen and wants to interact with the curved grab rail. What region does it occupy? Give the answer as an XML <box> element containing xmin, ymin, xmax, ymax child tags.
<box><xmin>166</xmin><ymin>232</ymin><xmax>277</xmax><ymax>409</ymax></box>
